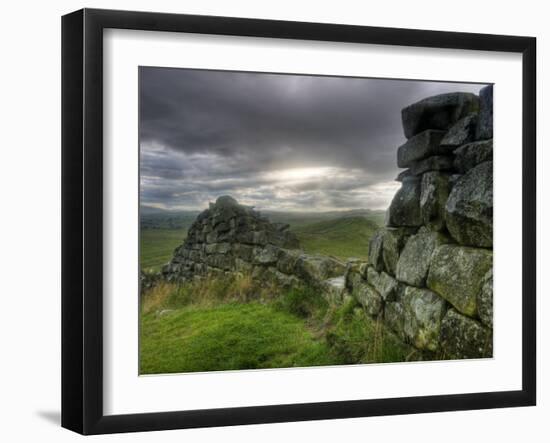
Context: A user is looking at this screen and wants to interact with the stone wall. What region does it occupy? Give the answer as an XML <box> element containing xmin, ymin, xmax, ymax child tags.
<box><xmin>162</xmin><ymin>195</ymin><xmax>346</xmax><ymax>298</ymax></box>
<box><xmin>345</xmin><ymin>87</ymin><xmax>494</xmax><ymax>359</ymax></box>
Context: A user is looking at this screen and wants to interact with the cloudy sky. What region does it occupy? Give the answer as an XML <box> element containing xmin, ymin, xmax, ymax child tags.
<box><xmin>139</xmin><ymin>67</ymin><xmax>485</xmax><ymax>212</ymax></box>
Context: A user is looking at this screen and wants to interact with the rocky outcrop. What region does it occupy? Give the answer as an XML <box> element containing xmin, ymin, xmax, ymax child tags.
<box><xmin>162</xmin><ymin>195</ymin><xmax>346</xmax><ymax>301</ymax></box>
<box><xmin>347</xmin><ymin>88</ymin><xmax>493</xmax><ymax>360</ymax></box>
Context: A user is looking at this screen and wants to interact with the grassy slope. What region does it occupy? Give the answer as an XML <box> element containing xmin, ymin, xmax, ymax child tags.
<box><xmin>140</xmin><ymin>228</ymin><xmax>186</xmax><ymax>272</ymax></box>
<box><xmin>140</xmin><ymin>302</ymin><xmax>333</xmax><ymax>374</ymax></box>
<box><xmin>140</xmin><ymin>280</ymin><xmax>416</xmax><ymax>374</ymax></box>
<box><xmin>291</xmin><ymin>216</ymin><xmax>379</xmax><ymax>260</ymax></box>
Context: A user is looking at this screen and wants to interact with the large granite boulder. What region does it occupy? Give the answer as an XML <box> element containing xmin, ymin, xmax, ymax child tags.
<box><xmin>402</xmin><ymin>286</ymin><xmax>447</xmax><ymax>351</ymax></box>
<box><xmin>397</xmin><ymin>130</ymin><xmax>445</xmax><ymax>168</ymax></box>
<box><xmin>439</xmin><ymin>113</ymin><xmax>478</xmax><ymax>151</ymax></box>
<box><xmin>385</xmin><ymin>178</ymin><xmax>422</xmax><ymax>227</ymax></box>
<box><xmin>420</xmin><ymin>171</ymin><xmax>450</xmax><ymax>231</ymax></box>
<box><xmin>427</xmin><ymin>244</ymin><xmax>493</xmax><ymax>317</ymax></box>
<box><xmin>396</xmin><ymin>228</ymin><xmax>450</xmax><ymax>287</ymax></box>
<box><xmin>440</xmin><ymin>309</ymin><xmax>493</xmax><ymax>359</ymax></box>
<box><xmin>477</xmin><ymin>268</ymin><xmax>493</xmax><ymax>327</ymax></box>
<box><xmin>476</xmin><ymin>85</ymin><xmax>493</xmax><ymax>140</ymax></box>
<box><xmin>401</xmin><ymin>92</ymin><xmax>480</xmax><ymax>139</ymax></box>
<box><xmin>353</xmin><ymin>282</ymin><xmax>383</xmax><ymax>316</ymax></box>
<box><xmin>453</xmin><ymin>139</ymin><xmax>493</xmax><ymax>173</ymax></box>
<box><xmin>445</xmin><ymin>161</ymin><xmax>493</xmax><ymax>247</ymax></box>
<box><xmin>409</xmin><ymin>155</ymin><xmax>454</xmax><ymax>176</ymax></box>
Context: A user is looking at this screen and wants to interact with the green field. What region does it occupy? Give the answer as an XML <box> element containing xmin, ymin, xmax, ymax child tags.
<box><xmin>292</xmin><ymin>216</ymin><xmax>379</xmax><ymax>260</ymax></box>
<box><xmin>140</xmin><ymin>228</ymin><xmax>187</xmax><ymax>272</ymax></box>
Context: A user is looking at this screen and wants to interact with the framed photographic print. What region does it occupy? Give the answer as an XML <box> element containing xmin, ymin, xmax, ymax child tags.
<box><xmin>61</xmin><ymin>8</ymin><xmax>536</xmax><ymax>435</ymax></box>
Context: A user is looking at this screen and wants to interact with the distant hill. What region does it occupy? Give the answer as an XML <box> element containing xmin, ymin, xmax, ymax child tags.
<box><xmin>140</xmin><ymin>206</ymin><xmax>199</xmax><ymax>230</ymax></box>
<box><xmin>262</xmin><ymin>208</ymin><xmax>385</xmax><ymax>228</ymax></box>
<box><xmin>140</xmin><ymin>205</ymin><xmax>386</xmax><ymax>231</ymax></box>
<box><xmin>291</xmin><ymin>216</ymin><xmax>380</xmax><ymax>261</ymax></box>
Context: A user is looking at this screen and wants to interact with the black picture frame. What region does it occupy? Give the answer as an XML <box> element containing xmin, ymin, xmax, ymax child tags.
<box><xmin>61</xmin><ymin>8</ymin><xmax>537</xmax><ymax>435</ymax></box>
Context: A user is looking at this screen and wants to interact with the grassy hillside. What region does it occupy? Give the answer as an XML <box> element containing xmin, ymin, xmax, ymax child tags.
<box><xmin>139</xmin><ymin>277</ymin><xmax>416</xmax><ymax>374</ymax></box>
<box><xmin>265</xmin><ymin>209</ymin><xmax>385</xmax><ymax>228</ymax></box>
<box><xmin>140</xmin><ymin>302</ymin><xmax>333</xmax><ymax>374</ymax></box>
<box><xmin>140</xmin><ymin>228</ymin><xmax>187</xmax><ymax>272</ymax></box>
<box><xmin>291</xmin><ymin>216</ymin><xmax>379</xmax><ymax>260</ymax></box>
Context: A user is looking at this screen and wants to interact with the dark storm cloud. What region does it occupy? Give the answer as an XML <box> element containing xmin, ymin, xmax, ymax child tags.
<box><xmin>139</xmin><ymin>67</ymin><xmax>485</xmax><ymax>211</ymax></box>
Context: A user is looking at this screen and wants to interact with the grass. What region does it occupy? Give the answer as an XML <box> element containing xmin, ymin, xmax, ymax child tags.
<box><xmin>140</xmin><ymin>302</ymin><xmax>334</xmax><ymax>374</ymax></box>
<box><xmin>291</xmin><ymin>216</ymin><xmax>379</xmax><ymax>260</ymax></box>
<box><xmin>140</xmin><ymin>228</ymin><xmax>187</xmax><ymax>272</ymax></box>
<box><xmin>140</xmin><ymin>275</ymin><xmax>416</xmax><ymax>374</ymax></box>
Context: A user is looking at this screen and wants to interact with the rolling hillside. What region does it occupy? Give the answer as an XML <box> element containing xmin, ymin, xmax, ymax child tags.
<box><xmin>291</xmin><ymin>216</ymin><xmax>379</xmax><ymax>260</ymax></box>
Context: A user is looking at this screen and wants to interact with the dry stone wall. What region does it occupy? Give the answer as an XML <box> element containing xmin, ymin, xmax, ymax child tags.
<box><xmin>345</xmin><ymin>87</ymin><xmax>494</xmax><ymax>360</ymax></box>
<box><xmin>162</xmin><ymin>195</ymin><xmax>346</xmax><ymax>298</ymax></box>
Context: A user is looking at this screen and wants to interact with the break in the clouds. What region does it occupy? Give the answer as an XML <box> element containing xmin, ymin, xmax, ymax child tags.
<box><xmin>140</xmin><ymin>67</ymin><xmax>485</xmax><ymax>212</ymax></box>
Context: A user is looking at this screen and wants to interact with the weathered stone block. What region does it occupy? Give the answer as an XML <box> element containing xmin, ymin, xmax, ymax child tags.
<box><xmin>385</xmin><ymin>179</ymin><xmax>422</xmax><ymax>227</ymax></box>
<box><xmin>420</xmin><ymin>171</ymin><xmax>450</xmax><ymax>231</ymax></box>
<box><xmin>381</xmin><ymin>227</ymin><xmax>416</xmax><ymax>275</ymax></box>
<box><xmin>439</xmin><ymin>113</ymin><xmax>478</xmax><ymax>151</ymax></box>
<box><xmin>453</xmin><ymin>139</ymin><xmax>493</xmax><ymax>173</ymax></box>
<box><xmin>295</xmin><ymin>255</ymin><xmax>346</xmax><ymax>284</ymax></box>
<box><xmin>368</xmin><ymin>229</ymin><xmax>386</xmax><ymax>271</ymax></box>
<box><xmin>440</xmin><ymin>309</ymin><xmax>493</xmax><ymax>359</ymax></box>
<box><xmin>476</xmin><ymin>85</ymin><xmax>493</xmax><ymax>140</ymax></box>
<box><xmin>384</xmin><ymin>301</ymin><xmax>406</xmax><ymax>340</ymax></box>
<box><xmin>252</xmin><ymin>244</ymin><xmax>280</xmax><ymax>265</ymax></box>
<box><xmin>345</xmin><ymin>269</ymin><xmax>363</xmax><ymax>292</ymax></box>
<box><xmin>366</xmin><ymin>267</ymin><xmax>400</xmax><ymax>302</ymax></box>
<box><xmin>401</xmin><ymin>92</ymin><xmax>480</xmax><ymax>139</ymax></box>
<box><xmin>427</xmin><ymin>244</ymin><xmax>493</xmax><ymax>317</ymax></box>
<box><xmin>397</xmin><ymin>130</ymin><xmax>445</xmax><ymax>168</ymax></box>
<box><xmin>402</xmin><ymin>286</ymin><xmax>447</xmax><ymax>351</ymax></box>
<box><xmin>409</xmin><ymin>155</ymin><xmax>454</xmax><ymax>176</ymax></box>
<box><xmin>477</xmin><ymin>268</ymin><xmax>493</xmax><ymax>328</ymax></box>
<box><xmin>276</xmin><ymin>249</ymin><xmax>301</xmax><ymax>274</ymax></box>
<box><xmin>445</xmin><ymin>161</ymin><xmax>493</xmax><ymax>247</ymax></box>
<box><xmin>353</xmin><ymin>282</ymin><xmax>383</xmax><ymax>317</ymax></box>
<box><xmin>396</xmin><ymin>228</ymin><xmax>450</xmax><ymax>287</ymax></box>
